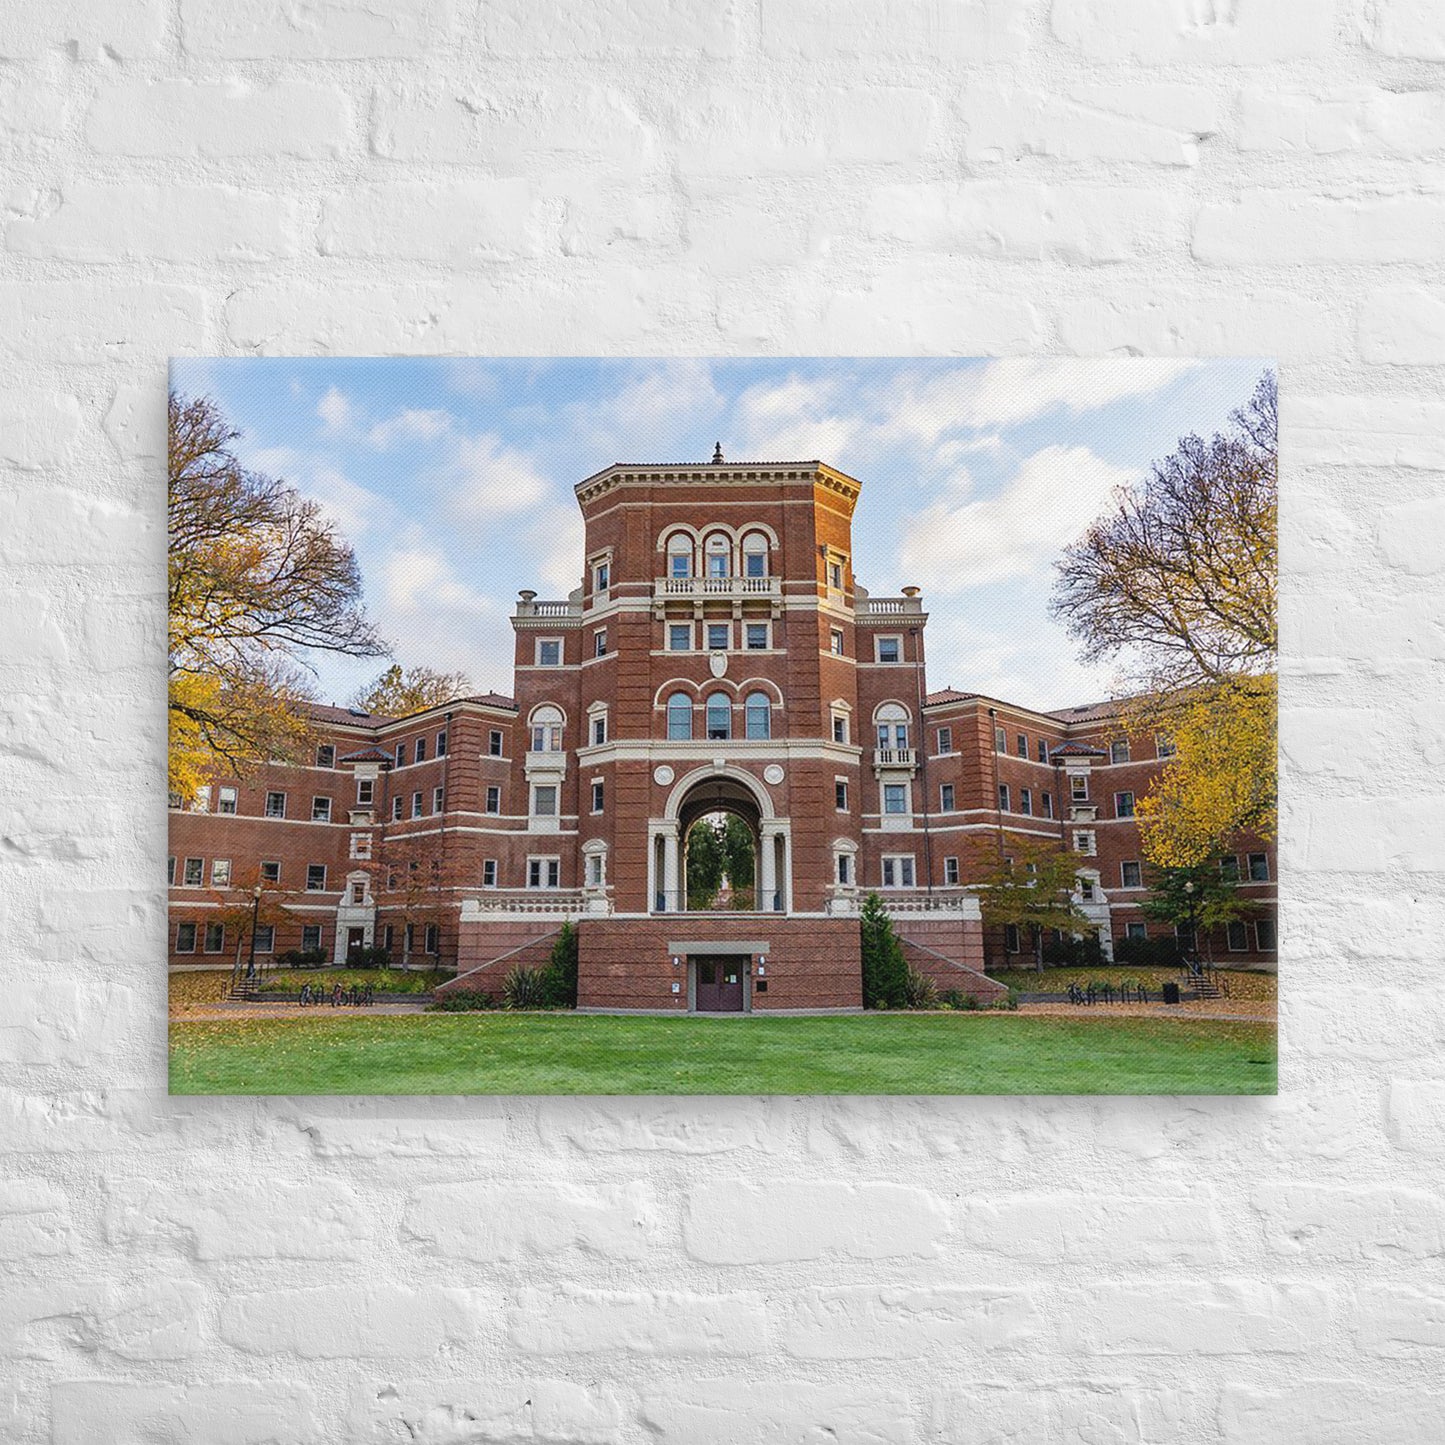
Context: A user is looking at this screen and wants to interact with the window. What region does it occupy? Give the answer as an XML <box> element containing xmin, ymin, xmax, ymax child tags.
<box><xmin>489</xmin><ymin>729</ymin><xmax>504</xmax><ymax>756</ymax></box>
<box><xmin>832</xmin><ymin>714</ymin><xmax>848</xmax><ymax>744</ymax></box>
<box><xmin>667</xmin><ymin>692</ymin><xmax>693</xmax><ymax>740</ymax></box>
<box><xmin>532</xmin><ymin>785</ymin><xmax>558</xmax><ymax>817</ymax></box>
<box><xmin>433</xmin><ymin>785</ymin><xmax>445</xmax><ymax>813</ymax></box>
<box><xmin>1255</xmin><ymin>918</ymin><xmax>1277</xmax><ymax>951</ymax></box>
<box><xmin>830</xmin><ymin>628</ymin><xmax>845</xmax><ymax>656</ymax></box>
<box><xmin>944</xmin><ymin>856</ymin><xmax>960</xmax><ymax>886</ymax></box>
<box><xmin>875</xmin><ymin>703</ymin><xmax>909</xmax><ymax>750</ymax></box>
<box><xmin>707</xmin><ymin>622</ymin><xmax>730</xmax><ymax>651</ymax></box>
<box><xmin>1038</xmin><ymin>738</ymin><xmax>1049</xmax><ymax>763</ymax></box>
<box><xmin>1017</xmin><ymin>733</ymin><xmax>1028</xmax><ymax>757</ymax></box>
<box><xmin>394</xmin><ymin>742</ymin><xmax>406</xmax><ymax>769</ymax></box>
<box><xmin>1079</xmin><ymin>877</ymin><xmax>1096</xmax><ymax>902</ymax></box>
<box><xmin>167</xmin><ymin>857</ymin><xmax>176</xmax><ymax>885</ymax></box>
<box><xmin>349</xmin><ymin>881</ymin><xmax>366</xmax><ymax>905</ymax></box>
<box><xmin>1041</xmin><ymin>792</ymin><xmax>1053</xmax><ymax>819</ymax></box>
<box><xmin>998</xmin><ymin>783</ymin><xmax>1010</xmax><ymax>812</ymax></box>
<box><xmin>591</xmin><ymin>780</ymin><xmax>605</xmax><ymax>813</ymax></box>
<box><xmin>744</xmin><ymin>691</ymin><xmax>771</xmax><ymax>740</ymax></box>
<box><xmin>437</xmin><ymin>730</ymin><xmax>448</xmax><ymax>757</ymax></box>
<box><xmin>253</xmin><ymin>924</ymin><xmax>274</xmax><ymax>955</ymax></box>
<box><xmin>485</xmin><ymin>786</ymin><xmax>501</xmax><ymax>814</ymax></box>
<box><xmin>1019</xmin><ymin>788</ymin><xmax>1032</xmax><ymax>816</ymax></box>
<box><xmin>404</xmin><ymin>923</ymin><xmax>414</xmax><ymax>954</ymax></box>
<box><xmin>668</xmin><ymin>622</ymin><xmax>691</xmax><ymax>652</ymax></box>
<box><xmin>211</xmin><ymin>859</ymin><xmax>231</xmax><ymax>887</ymax></box>
<box><xmin>1227</xmin><ymin>921</ymin><xmax>1249</xmax><ymax>952</ymax></box>
<box><xmin>175</xmin><ymin>922</ymin><xmax>197</xmax><ymax>953</ymax></box>
<box><xmin>316</xmin><ymin>743</ymin><xmax>335</xmax><ymax>768</ymax></box>
<box><xmin>828</xmin><ymin>560</ymin><xmax>844</xmax><ymax>590</ymax></box>
<box><xmin>881</xmin><ymin>856</ymin><xmax>916</xmax><ymax>888</ymax></box>
<box><xmin>706</xmin><ymin>541</ymin><xmax>729</xmax><ymax>578</ymax></box>
<box><xmin>537</xmin><ymin>639</ymin><xmax>562</xmax><ymax>667</ymax></box>
<box><xmin>1115</xmin><ymin>791</ymin><xmax>1135</xmax><ymax>818</ymax></box>
<box><xmin>1156</xmin><ymin>734</ymin><xmax>1177</xmax><ymax>759</ymax></box>
<box><xmin>668</xmin><ymin>536</ymin><xmax>692</xmax><ymax>578</ymax></box>
<box><xmin>183</xmin><ymin>857</ymin><xmax>203</xmax><ymax>887</ymax></box>
<box><xmin>1126</xmin><ymin>921</ymin><xmax>1147</xmax><ymax>940</ymax></box>
<box><xmin>1121</xmin><ymin>860</ymin><xmax>1143</xmax><ymax>888</ymax></box>
<box><xmin>260</xmin><ymin>860</ymin><xmax>280</xmax><ymax>883</ymax></box>
<box><xmin>350</xmin><ymin>833</ymin><xmax>372</xmax><ymax>860</ymax></box>
<box><xmin>203</xmin><ymin>922</ymin><xmax>225</xmax><ymax>954</ymax></box>
<box><xmin>593</xmin><ymin>627</ymin><xmax>611</xmax><ymax>661</ymax></box>
<box><xmin>1071</xmin><ymin>775</ymin><xmax>1089</xmax><ymax>801</ymax></box>
<box><xmin>356</xmin><ymin>778</ymin><xmax>374</xmax><ymax>806</ymax></box>
<box><xmin>745</xmin><ymin>622</ymin><xmax>768</xmax><ymax>650</ymax></box>
<box><xmin>1248</xmin><ymin>852</ymin><xmax>1270</xmax><ymax>882</ymax></box>
<box><xmin>168</xmin><ymin>791</ymin><xmax>183</xmax><ymax>810</ymax></box>
<box><xmin>1110</xmin><ymin>739</ymin><xmax>1131</xmax><ymax>764</ymax></box>
<box><xmin>411</xmin><ymin>791</ymin><xmax>423</xmax><ymax>818</ymax></box>
<box><xmin>743</xmin><ymin>534</ymin><xmax>768</xmax><ymax>577</ymax></box>
<box><xmin>217</xmin><ymin>786</ymin><xmax>237</xmax><ymax>815</ymax></box>
<box><xmin>876</xmin><ymin>636</ymin><xmax>901</xmax><ymax>663</ymax></box>
<box><xmin>527</xmin><ymin>857</ymin><xmax>561</xmax><ymax>889</ymax></box>
<box><xmin>940</xmin><ymin>783</ymin><xmax>955</xmax><ymax>812</ymax></box>
<box><xmin>194</xmin><ymin>785</ymin><xmax>211</xmax><ymax>812</ymax></box>
<box><xmin>306</xmin><ymin>864</ymin><xmax>327</xmax><ymax>891</ymax></box>
<box><xmin>706</xmin><ymin>693</ymin><xmax>731</xmax><ymax>741</ymax></box>
<box><xmin>937</xmin><ymin>726</ymin><xmax>952</xmax><ymax>754</ymax></box>
<box><xmin>482</xmin><ymin>860</ymin><xmax>497</xmax><ymax>887</ymax></box>
<box><xmin>883</xmin><ymin>783</ymin><xmax>908</xmax><ymax>815</ymax></box>
<box><xmin>530</xmin><ymin>707</ymin><xmax>563</xmax><ymax>752</ymax></box>
<box><xmin>594</xmin><ymin>560</ymin><xmax>610</xmax><ymax>591</ymax></box>
<box><xmin>423</xmin><ymin>924</ymin><xmax>438</xmax><ymax>955</ymax></box>
<box><xmin>1073</xmin><ymin>830</ymin><xmax>1096</xmax><ymax>856</ymax></box>
<box><xmin>835</xmin><ymin>779</ymin><xmax>849</xmax><ymax>811</ymax></box>
<box><xmin>1219</xmin><ymin>855</ymin><xmax>1241</xmax><ymax>882</ymax></box>
<box><xmin>994</xmin><ymin>727</ymin><xmax>1006</xmax><ymax>753</ymax></box>
<box><xmin>312</xmin><ymin>796</ymin><xmax>331</xmax><ymax>822</ymax></box>
<box><xmin>302</xmin><ymin>924</ymin><xmax>321</xmax><ymax>953</ymax></box>
<box><xmin>392</xmin><ymin>796</ymin><xmax>404</xmax><ymax>821</ymax></box>
<box><xmin>1004</xmin><ymin>924</ymin><xmax>1021</xmax><ymax>953</ymax></box>
<box><xmin>585</xmin><ymin>853</ymin><xmax>605</xmax><ymax>887</ymax></box>
<box><xmin>264</xmin><ymin>791</ymin><xmax>286</xmax><ymax>818</ymax></box>
<box><xmin>836</xmin><ymin>852</ymin><xmax>853</xmax><ymax>885</ymax></box>
<box><xmin>590</xmin><ymin>713</ymin><xmax>607</xmax><ymax>746</ymax></box>
<box><xmin>414</xmin><ymin>737</ymin><xmax>426</xmax><ymax>764</ymax></box>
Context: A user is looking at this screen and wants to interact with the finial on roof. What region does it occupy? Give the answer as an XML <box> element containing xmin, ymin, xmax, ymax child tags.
<box><xmin>711</xmin><ymin>442</ymin><xmax>724</xmax><ymax>464</ymax></box>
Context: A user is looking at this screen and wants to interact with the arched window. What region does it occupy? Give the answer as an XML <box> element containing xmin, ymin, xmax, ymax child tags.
<box><xmin>667</xmin><ymin>692</ymin><xmax>693</xmax><ymax>740</ymax></box>
<box><xmin>742</xmin><ymin>532</ymin><xmax>769</xmax><ymax>579</ymax></box>
<box><xmin>666</xmin><ymin>532</ymin><xmax>693</xmax><ymax>579</ymax></box>
<box><xmin>705</xmin><ymin>534</ymin><xmax>730</xmax><ymax>579</ymax></box>
<box><xmin>530</xmin><ymin>705</ymin><xmax>564</xmax><ymax>753</ymax></box>
<box><xmin>744</xmin><ymin>691</ymin><xmax>772</xmax><ymax>739</ymax></box>
<box><xmin>705</xmin><ymin>692</ymin><xmax>731</xmax><ymax>740</ymax></box>
<box><xmin>874</xmin><ymin>702</ymin><xmax>910</xmax><ymax>750</ymax></box>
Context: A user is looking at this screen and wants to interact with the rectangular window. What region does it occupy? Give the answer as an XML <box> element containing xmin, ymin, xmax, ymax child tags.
<box><xmin>591</xmin><ymin>780</ymin><xmax>605</xmax><ymax>813</ymax></box>
<box><xmin>411</xmin><ymin>791</ymin><xmax>423</xmax><ymax>818</ymax></box>
<box><xmin>1017</xmin><ymin>733</ymin><xmax>1028</xmax><ymax>757</ymax></box>
<box><xmin>356</xmin><ymin>778</ymin><xmax>374</xmax><ymax>806</ymax></box>
<box><xmin>668</xmin><ymin>623</ymin><xmax>691</xmax><ymax>652</ymax></box>
<box><xmin>306</xmin><ymin>864</ymin><xmax>327</xmax><ymax>891</ymax></box>
<box><xmin>1037</xmin><ymin>738</ymin><xmax>1049</xmax><ymax>763</ymax></box>
<box><xmin>876</xmin><ymin>636</ymin><xmax>901</xmax><ymax>663</ymax></box>
<box><xmin>203</xmin><ymin>922</ymin><xmax>225</xmax><ymax>954</ymax></box>
<box><xmin>940</xmin><ymin>783</ymin><xmax>955</xmax><ymax>812</ymax></box>
<box><xmin>835</xmin><ymin>779</ymin><xmax>849</xmax><ymax>811</ymax></box>
<box><xmin>997</xmin><ymin>783</ymin><xmax>1010</xmax><ymax>812</ymax></box>
<box><xmin>433</xmin><ymin>786</ymin><xmax>445</xmax><ymax>813</ymax></box>
<box><xmin>591</xmin><ymin>629</ymin><xmax>608</xmax><ymax>659</ymax></box>
<box><xmin>1255</xmin><ymin>918</ymin><xmax>1277</xmax><ymax>951</ymax></box>
<box><xmin>591</xmin><ymin>715</ymin><xmax>607</xmax><ymax>745</ymax></box>
<box><xmin>1156</xmin><ymin>734</ymin><xmax>1177</xmax><ymax>759</ymax></box>
<box><xmin>394</xmin><ymin>742</ymin><xmax>406</xmax><ymax>769</ymax></box>
<box><xmin>527</xmin><ymin>857</ymin><xmax>561</xmax><ymax>889</ymax></box>
<box><xmin>830</xmin><ymin>628</ymin><xmax>845</xmax><ymax>656</ymax></box>
<box><xmin>745</xmin><ymin>622</ymin><xmax>768</xmax><ymax>650</ymax></box>
<box><xmin>183</xmin><ymin>857</ymin><xmax>203</xmax><ymax>888</ymax></box>
<box><xmin>836</xmin><ymin>852</ymin><xmax>853</xmax><ymax>885</ymax></box>
<box><xmin>482</xmin><ymin>860</ymin><xmax>497</xmax><ymax>887</ymax></box>
<box><xmin>489</xmin><ymin>729</ymin><xmax>504</xmax><ymax>756</ymax></box>
<box><xmin>167</xmin><ymin>856</ymin><xmax>176</xmax><ymax>885</ymax></box>
<box><xmin>828</xmin><ymin>560</ymin><xmax>844</xmax><ymax>590</ymax></box>
<box><xmin>1219</xmin><ymin>855</ymin><xmax>1241</xmax><ymax>882</ymax></box>
<box><xmin>264</xmin><ymin>791</ymin><xmax>286</xmax><ymax>818</ymax></box>
<box><xmin>1110</xmin><ymin>739</ymin><xmax>1131</xmax><ymax>764</ymax></box>
<box><xmin>707</xmin><ymin>551</ymin><xmax>728</xmax><ymax>578</ymax></box>
<box><xmin>436</xmin><ymin>730</ymin><xmax>448</xmax><ymax>757</ymax></box>
<box><xmin>1071</xmin><ymin>775</ymin><xmax>1089</xmax><ymax>801</ymax></box>
<box><xmin>1126</xmin><ymin>921</ymin><xmax>1147</xmax><ymax>941</ymax></box>
<box><xmin>670</xmin><ymin>552</ymin><xmax>690</xmax><ymax>579</ymax></box>
<box><xmin>211</xmin><ymin>858</ymin><xmax>231</xmax><ymax>887</ymax></box>
<box><xmin>1248</xmin><ymin>852</ymin><xmax>1270</xmax><ymax>882</ymax></box>
<box><xmin>937</xmin><ymin>726</ymin><xmax>952</xmax><ymax>753</ymax></box>
<box><xmin>994</xmin><ymin>726</ymin><xmax>1006</xmax><ymax>754</ymax></box>
<box><xmin>832</xmin><ymin>715</ymin><xmax>848</xmax><ymax>744</ymax></box>
<box><xmin>193</xmin><ymin>785</ymin><xmax>211</xmax><ymax>813</ymax></box>
<box><xmin>253</xmin><ymin>924</ymin><xmax>275</xmax><ymax>955</ymax></box>
<box><xmin>311</xmin><ymin>796</ymin><xmax>331</xmax><ymax>822</ymax></box>
<box><xmin>533</xmin><ymin>785</ymin><xmax>558</xmax><ymax>817</ymax></box>
<box><xmin>537</xmin><ymin>639</ymin><xmax>562</xmax><ymax>666</ymax></box>
<box><xmin>883</xmin><ymin>783</ymin><xmax>908</xmax><ymax>815</ymax></box>
<box><xmin>1019</xmin><ymin>787</ymin><xmax>1032</xmax><ymax>816</ymax></box>
<box><xmin>302</xmin><ymin>924</ymin><xmax>322</xmax><ymax>953</ymax></box>
<box><xmin>1121</xmin><ymin>860</ymin><xmax>1143</xmax><ymax>888</ymax></box>
<box><xmin>1115</xmin><ymin>791</ymin><xmax>1135</xmax><ymax>818</ymax></box>
<box><xmin>1073</xmin><ymin>831</ymin><xmax>1096</xmax><ymax>856</ymax></box>
<box><xmin>485</xmin><ymin>786</ymin><xmax>501</xmax><ymax>814</ymax></box>
<box><xmin>260</xmin><ymin>860</ymin><xmax>280</xmax><ymax>883</ymax></box>
<box><xmin>174</xmin><ymin>921</ymin><xmax>197</xmax><ymax>953</ymax></box>
<box><xmin>392</xmin><ymin>795</ymin><xmax>404</xmax><ymax>821</ymax></box>
<box><xmin>1080</xmin><ymin>878</ymin><xmax>1096</xmax><ymax>901</ymax></box>
<box><xmin>881</xmin><ymin>856</ymin><xmax>915</xmax><ymax>888</ymax></box>
<box><xmin>706</xmin><ymin>622</ymin><xmax>730</xmax><ymax>650</ymax></box>
<box><xmin>1041</xmin><ymin>792</ymin><xmax>1053</xmax><ymax>819</ymax></box>
<box><xmin>217</xmin><ymin>786</ymin><xmax>237</xmax><ymax>815</ymax></box>
<box><xmin>415</xmin><ymin>737</ymin><xmax>426</xmax><ymax>764</ymax></box>
<box><xmin>350</xmin><ymin>833</ymin><xmax>372</xmax><ymax>860</ymax></box>
<box><xmin>349</xmin><ymin>881</ymin><xmax>366</xmax><ymax>905</ymax></box>
<box><xmin>594</xmin><ymin>560</ymin><xmax>610</xmax><ymax>591</ymax></box>
<box><xmin>1004</xmin><ymin>923</ymin><xmax>1020</xmax><ymax>953</ymax></box>
<box><xmin>1227</xmin><ymin>920</ymin><xmax>1249</xmax><ymax>952</ymax></box>
<box><xmin>944</xmin><ymin>856</ymin><xmax>960</xmax><ymax>886</ymax></box>
<box><xmin>316</xmin><ymin>743</ymin><xmax>335</xmax><ymax>768</ymax></box>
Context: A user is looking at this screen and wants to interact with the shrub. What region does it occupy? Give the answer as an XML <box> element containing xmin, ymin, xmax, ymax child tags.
<box><xmin>430</xmin><ymin>989</ymin><xmax>497</xmax><ymax>1012</ymax></box>
<box><xmin>962</xmin><ymin>993</ymin><xmax>980</xmax><ymax>1011</ymax></box>
<box><xmin>276</xmin><ymin>947</ymin><xmax>327</xmax><ymax>969</ymax></box>
<box><xmin>503</xmin><ymin>964</ymin><xmax>551</xmax><ymax>1010</ymax></box>
<box><xmin>1003</xmin><ymin>987</ymin><xmax>1021</xmax><ymax>1011</ymax></box>
<box><xmin>939</xmin><ymin>989</ymin><xmax>965</xmax><ymax>1010</ymax></box>
<box><xmin>540</xmin><ymin>920</ymin><xmax>579</xmax><ymax>1009</ymax></box>
<box><xmin>344</xmin><ymin>945</ymin><xmax>392</xmax><ymax>970</ymax></box>
<box><xmin>903</xmin><ymin>968</ymin><xmax>938</xmax><ymax>1010</ymax></box>
<box><xmin>1041</xmin><ymin>932</ymin><xmax>1106</xmax><ymax>967</ymax></box>
<box><xmin>1113</xmin><ymin>934</ymin><xmax>1187</xmax><ymax>968</ymax></box>
<box><xmin>860</xmin><ymin>893</ymin><xmax>909</xmax><ymax>1010</ymax></box>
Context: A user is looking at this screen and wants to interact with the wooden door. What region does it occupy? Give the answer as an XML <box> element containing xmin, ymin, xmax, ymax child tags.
<box><xmin>694</xmin><ymin>956</ymin><xmax>745</xmax><ymax>1011</ymax></box>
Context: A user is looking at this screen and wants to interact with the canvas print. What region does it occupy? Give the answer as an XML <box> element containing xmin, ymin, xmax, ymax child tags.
<box><xmin>167</xmin><ymin>358</ymin><xmax>1277</xmax><ymax>1094</ymax></box>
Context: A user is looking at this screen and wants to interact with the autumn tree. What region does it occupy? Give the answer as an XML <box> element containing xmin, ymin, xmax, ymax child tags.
<box><xmin>168</xmin><ymin>391</ymin><xmax>386</xmax><ymax>802</ymax></box>
<box><xmin>970</xmin><ymin>838</ymin><xmax>1093</xmax><ymax>973</ymax></box>
<box><xmin>1139</xmin><ymin>861</ymin><xmax>1246</xmax><ymax>966</ymax></box>
<box><xmin>352</xmin><ymin>663</ymin><xmax>473</xmax><ymax>716</ymax></box>
<box><xmin>1051</xmin><ymin>372</ymin><xmax>1277</xmax><ymax>866</ymax></box>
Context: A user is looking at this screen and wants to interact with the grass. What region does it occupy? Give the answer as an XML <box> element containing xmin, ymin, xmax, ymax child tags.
<box><xmin>988</xmin><ymin>965</ymin><xmax>1277</xmax><ymax>1001</ymax></box>
<box><xmin>254</xmin><ymin>967</ymin><xmax>450</xmax><ymax>996</ymax></box>
<box><xmin>169</xmin><ymin>1011</ymin><xmax>1276</xmax><ymax>1096</ymax></box>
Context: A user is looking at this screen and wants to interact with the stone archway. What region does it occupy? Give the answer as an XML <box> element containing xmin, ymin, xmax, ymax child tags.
<box><xmin>678</xmin><ymin>775</ymin><xmax>762</xmax><ymax>912</ymax></box>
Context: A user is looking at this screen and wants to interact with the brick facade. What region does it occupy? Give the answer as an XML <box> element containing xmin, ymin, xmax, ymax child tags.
<box><xmin>169</xmin><ymin>456</ymin><xmax>1276</xmax><ymax>1005</ymax></box>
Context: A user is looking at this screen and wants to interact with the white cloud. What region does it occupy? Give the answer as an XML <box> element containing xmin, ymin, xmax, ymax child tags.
<box><xmin>565</xmin><ymin>360</ymin><xmax>726</xmax><ymax>463</ymax></box>
<box><xmin>733</xmin><ymin>374</ymin><xmax>867</xmax><ymax>461</ymax></box>
<box><xmin>316</xmin><ymin>385</ymin><xmax>356</xmax><ymax>433</ymax></box>
<box><xmin>898</xmin><ymin>444</ymin><xmax>1137</xmax><ymax>592</ymax></box>
<box><xmin>442</xmin><ymin>432</ymin><xmax>554</xmax><ymax>519</ymax></box>
<box><xmin>367</xmin><ymin>408</ymin><xmax>453</xmax><ymax>449</ymax></box>
<box><xmin>307</xmin><ymin>466</ymin><xmax>398</xmax><ymax>540</ymax></box>
<box><xmin>527</xmin><ymin>503</ymin><xmax>587</xmax><ymax>594</ymax></box>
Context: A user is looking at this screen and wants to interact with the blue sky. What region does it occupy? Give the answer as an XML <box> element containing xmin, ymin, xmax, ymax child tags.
<box><xmin>170</xmin><ymin>356</ymin><xmax>1269</xmax><ymax>711</ymax></box>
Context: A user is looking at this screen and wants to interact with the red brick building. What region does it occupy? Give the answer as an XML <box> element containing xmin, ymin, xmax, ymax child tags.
<box><xmin>169</xmin><ymin>455</ymin><xmax>1277</xmax><ymax>1010</ymax></box>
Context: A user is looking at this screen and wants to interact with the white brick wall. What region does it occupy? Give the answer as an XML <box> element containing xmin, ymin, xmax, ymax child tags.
<box><xmin>1</xmin><ymin>1</ymin><xmax>1442</xmax><ymax>1440</ymax></box>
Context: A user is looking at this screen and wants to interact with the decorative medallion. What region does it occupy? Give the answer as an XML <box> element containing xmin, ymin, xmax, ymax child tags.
<box><xmin>763</xmin><ymin>764</ymin><xmax>785</xmax><ymax>785</ymax></box>
<box><xmin>653</xmin><ymin>765</ymin><xmax>675</xmax><ymax>786</ymax></box>
<box><xmin>709</xmin><ymin>652</ymin><xmax>728</xmax><ymax>678</ymax></box>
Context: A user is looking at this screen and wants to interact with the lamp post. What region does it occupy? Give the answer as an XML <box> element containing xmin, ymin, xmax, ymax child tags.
<box><xmin>1183</xmin><ymin>879</ymin><xmax>1199</xmax><ymax>976</ymax></box>
<box><xmin>245</xmin><ymin>883</ymin><xmax>262</xmax><ymax>980</ymax></box>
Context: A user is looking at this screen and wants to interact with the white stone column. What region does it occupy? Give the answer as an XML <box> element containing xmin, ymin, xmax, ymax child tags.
<box><xmin>663</xmin><ymin>828</ymin><xmax>681</xmax><ymax>911</ymax></box>
<box><xmin>759</xmin><ymin>825</ymin><xmax>777</xmax><ymax>910</ymax></box>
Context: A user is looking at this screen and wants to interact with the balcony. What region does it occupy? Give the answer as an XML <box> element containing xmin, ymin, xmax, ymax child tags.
<box><xmin>514</xmin><ymin>591</ymin><xmax>581</xmax><ymax>619</ymax></box>
<box><xmin>872</xmin><ymin>747</ymin><xmax>918</xmax><ymax>775</ymax></box>
<box><xmin>857</xmin><ymin>594</ymin><xmax>925</xmax><ymax>617</ymax></box>
<box><xmin>654</xmin><ymin>576</ymin><xmax>780</xmax><ymax>601</ymax></box>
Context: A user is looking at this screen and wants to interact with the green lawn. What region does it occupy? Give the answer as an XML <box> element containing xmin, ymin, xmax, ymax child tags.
<box><xmin>988</xmin><ymin>965</ymin><xmax>1277</xmax><ymax>1001</ymax></box>
<box><xmin>169</xmin><ymin>1011</ymin><xmax>1276</xmax><ymax>1095</ymax></box>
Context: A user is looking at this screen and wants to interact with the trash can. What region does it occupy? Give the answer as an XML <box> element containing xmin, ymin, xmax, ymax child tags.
<box><xmin>1162</xmin><ymin>981</ymin><xmax>1181</xmax><ymax>1005</ymax></box>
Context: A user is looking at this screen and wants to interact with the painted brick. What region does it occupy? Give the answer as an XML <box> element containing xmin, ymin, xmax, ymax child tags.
<box><xmin>1365</xmin><ymin>1</ymin><xmax>1445</xmax><ymax>61</ymax></box>
<box><xmin>0</xmin><ymin>391</ymin><xmax>82</xmax><ymax>469</ymax></box>
<box><xmin>961</xmin><ymin>1193</ymin><xmax>1224</xmax><ymax>1263</ymax></box>
<box><xmin>1252</xmin><ymin>1183</ymin><xmax>1445</xmax><ymax>1260</ymax></box>
<box><xmin>1194</xmin><ymin>193</ymin><xmax>1445</xmax><ymax>265</ymax></box>
<box><xmin>1220</xmin><ymin>1383</ymin><xmax>1445</xmax><ymax>1445</ymax></box>
<box><xmin>0</xmin><ymin>1179</ymin><xmax>72</xmax><ymax>1259</ymax></box>
<box><xmin>318</xmin><ymin>181</ymin><xmax>538</xmax><ymax>264</ymax></box>
<box><xmin>761</xmin><ymin>0</ymin><xmax>1028</xmax><ymax>61</ymax></box>
<box><xmin>181</xmin><ymin>0</ymin><xmax>455</xmax><ymax>59</ymax></box>
<box><xmin>1</xmin><ymin>1279</ymin><xmax>207</xmax><ymax>1360</ymax></box>
<box><xmin>1239</xmin><ymin>86</ymin><xmax>1445</xmax><ymax>156</ymax></box>
<box><xmin>1391</xmin><ymin>1079</ymin><xmax>1445</xmax><ymax>1153</ymax></box>
<box><xmin>536</xmin><ymin>1097</ymin><xmax>792</xmax><ymax>1154</ymax></box>
<box><xmin>1290</xmin><ymin>394</ymin><xmax>1445</xmax><ymax>470</ymax></box>
<box><xmin>346</xmin><ymin>1379</ymin><xmax>623</xmax><ymax>1444</ymax></box>
<box><xmin>1359</xmin><ymin>287</ymin><xmax>1445</xmax><ymax>365</ymax></box>
<box><xmin>482</xmin><ymin>0</ymin><xmax>741</xmax><ymax>58</ymax></box>
<box><xmin>509</xmin><ymin>1287</ymin><xmax>766</xmax><ymax>1354</ymax></box>
<box><xmin>1052</xmin><ymin>0</ymin><xmax>1333</xmax><ymax>64</ymax></box>
<box><xmin>1355</xmin><ymin>1283</ymin><xmax>1445</xmax><ymax>1355</ymax></box>
<box><xmin>50</xmin><ymin>1382</ymin><xmax>322</xmax><ymax>1445</ymax></box>
<box><xmin>783</xmin><ymin>1285</ymin><xmax>1041</xmax><ymax>1359</ymax></box>
<box><xmin>2</xmin><ymin>0</ymin><xmax>164</xmax><ymax>59</ymax></box>
<box><xmin>640</xmin><ymin>1380</ymin><xmax>913</xmax><ymax>1444</ymax></box>
<box><xmin>0</xmin><ymin>282</ymin><xmax>210</xmax><ymax>364</ymax></box>
<box><xmin>929</xmin><ymin>1384</ymin><xmax>1195</xmax><ymax>1443</ymax></box>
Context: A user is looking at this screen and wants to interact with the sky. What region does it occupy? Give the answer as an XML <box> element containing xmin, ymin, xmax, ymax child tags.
<box><xmin>169</xmin><ymin>355</ymin><xmax>1270</xmax><ymax>712</ymax></box>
